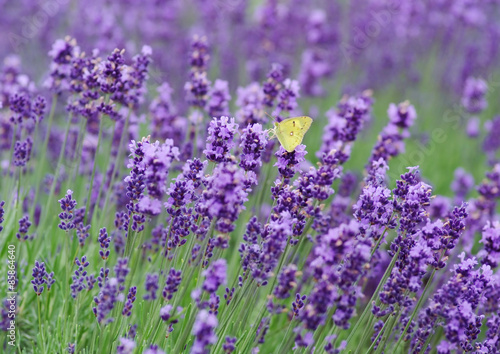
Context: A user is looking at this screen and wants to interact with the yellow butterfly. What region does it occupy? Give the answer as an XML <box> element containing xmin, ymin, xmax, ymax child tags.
<box><xmin>269</xmin><ymin>116</ymin><xmax>313</xmax><ymax>152</ymax></box>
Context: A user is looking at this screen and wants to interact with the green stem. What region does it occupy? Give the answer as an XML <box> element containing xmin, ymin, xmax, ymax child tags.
<box><xmin>40</xmin><ymin>113</ymin><xmax>73</xmax><ymax>233</ymax></box>
<box><xmin>346</xmin><ymin>247</ymin><xmax>400</xmax><ymax>347</ymax></box>
<box><xmin>97</xmin><ymin>111</ymin><xmax>130</xmax><ymax>229</ymax></box>
<box><xmin>276</xmin><ymin>317</ymin><xmax>296</xmax><ymax>354</ymax></box>
<box><xmin>366</xmin><ymin>315</ymin><xmax>389</xmax><ymax>353</ymax></box>
<box><xmin>16</xmin><ymin>170</ymin><xmax>22</xmax><ymax>220</ymax></box>
<box><xmin>32</xmin><ymin>95</ymin><xmax>57</xmax><ymax>213</ymax></box>
<box><xmin>375</xmin><ymin>309</ymin><xmax>401</xmax><ymax>354</ymax></box>
<box><xmin>37</xmin><ymin>296</ymin><xmax>46</xmax><ymax>353</ymax></box>
<box><xmin>84</xmin><ymin>117</ymin><xmax>104</xmax><ymax>225</ymax></box>
<box><xmin>392</xmin><ymin>267</ymin><xmax>438</xmax><ymax>353</ymax></box>
<box><xmin>417</xmin><ymin>323</ymin><xmax>436</xmax><ymax>354</ymax></box>
<box><xmin>68</xmin><ymin>117</ymin><xmax>88</xmax><ymax>187</ymax></box>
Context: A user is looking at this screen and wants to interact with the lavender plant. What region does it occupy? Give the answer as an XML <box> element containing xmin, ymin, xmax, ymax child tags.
<box><xmin>1</xmin><ymin>2</ymin><xmax>500</xmax><ymax>354</ymax></box>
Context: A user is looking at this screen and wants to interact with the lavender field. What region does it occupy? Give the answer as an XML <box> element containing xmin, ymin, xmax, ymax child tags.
<box><xmin>1</xmin><ymin>1</ymin><xmax>500</xmax><ymax>353</ymax></box>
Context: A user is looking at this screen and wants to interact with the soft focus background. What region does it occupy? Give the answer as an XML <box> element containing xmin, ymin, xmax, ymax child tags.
<box><xmin>2</xmin><ymin>0</ymin><xmax>499</xmax><ymax>192</ymax></box>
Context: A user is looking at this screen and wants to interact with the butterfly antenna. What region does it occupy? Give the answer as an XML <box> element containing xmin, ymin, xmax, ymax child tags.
<box><xmin>263</xmin><ymin>110</ymin><xmax>275</xmax><ymax>123</ymax></box>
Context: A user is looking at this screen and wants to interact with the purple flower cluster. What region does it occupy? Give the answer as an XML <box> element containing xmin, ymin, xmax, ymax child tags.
<box><xmin>207</xmin><ymin>79</ymin><xmax>231</xmax><ymax>118</ymax></box>
<box><xmin>58</xmin><ymin>190</ymin><xmax>77</xmax><ymax>231</ymax></box>
<box><xmin>70</xmin><ymin>256</ymin><xmax>90</xmax><ymax>298</ymax></box>
<box><xmin>149</xmin><ymin>82</ymin><xmax>186</xmax><ymax>145</ymax></box>
<box><xmin>98</xmin><ymin>227</ymin><xmax>111</xmax><ymax>260</ymax></box>
<box><xmin>126</xmin><ymin>137</ymin><xmax>180</xmax><ymax>216</ymax></box>
<box><xmin>413</xmin><ymin>253</ymin><xmax>493</xmax><ymax>352</ymax></box>
<box><xmin>273</xmin><ymin>79</ymin><xmax>300</xmax><ymax>121</ymax></box>
<box><xmin>274</xmin><ymin>145</ymin><xmax>307</xmax><ymax>182</ymax></box>
<box><xmin>122</xmin><ymin>287</ymin><xmax>137</xmax><ymax>317</ymax></box>
<box><xmin>239</xmin><ymin>123</ymin><xmax>268</xmax><ymax>174</ymax></box>
<box><xmin>262</xmin><ymin>63</ymin><xmax>284</xmax><ymax>108</ymax></box>
<box><xmin>93</xmin><ymin>277</ymin><xmax>120</xmax><ymax>323</ymax></box>
<box><xmin>202</xmin><ymin>259</ymin><xmax>227</xmax><ymax>294</ymax></box>
<box><xmin>0</xmin><ymin>200</ymin><xmax>4</xmax><ymax>232</ymax></box>
<box><xmin>185</xmin><ymin>35</ymin><xmax>211</xmax><ymax>109</ymax></box>
<box><xmin>31</xmin><ymin>261</ymin><xmax>55</xmax><ymax>296</ymax></box>
<box><xmin>235</xmin><ymin>83</ymin><xmax>265</xmax><ymax>125</ymax></box>
<box><xmin>143</xmin><ymin>274</ymin><xmax>159</xmax><ymax>300</ymax></box>
<box><xmin>461</xmin><ymin>76</ymin><xmax>488</xmax><ymax>114</ymax></box>
<box><xmin>16</xmin><ymin>215</ymin><xmax>32</xmax><ymax>241</ymax></box>
<box><xmin>273</xmin><ymin>264</ymin><xmax>298</xmax><ymax>299</ymax></box>
<box><xmin>366</xmin><ymin>101</ymin><xmax>417</xmax><ymax>176</ymax></box>
<box><xmin>191</xmin><ymin>310</ymin><xmax>218</xmax><ymax>354</ymax></box>
<box><xmin>478</xmin><ymin>221</ymin><xmax>500</xmax><ymax>268</ymax></box>
<box><xmin>163</xmin><ymin>268</ymin><xmax>182</xmax><ymax>301</ymax></box>
<box><xmin>13</xmin><ymin>137</ymin><xmax>33</xmax><ymax>167</ymax></box>
<box><xmin>198</xmin><ymin>162</ymin><xmax>248</xmax><ymax>233</ymax></box>
<box><xmin>319</xmin><ymin>93</ymin><xmax>372</xmax><ymax>163</ymax></box>
<box><xmin>203</xmin><ymin>116</ymin><xmax>238</xmax><ymax>163</ymax></box>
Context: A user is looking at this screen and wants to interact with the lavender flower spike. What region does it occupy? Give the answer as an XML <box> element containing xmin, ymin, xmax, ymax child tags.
<box><xmin>58</xmin><ymin>190</ymin><xmax>77</xmax><ymax>231</ymax></box>
<box><xmin>191</xmin><ymin>310</ymin><xmax>218</xmax><ymax>354</ymax></box>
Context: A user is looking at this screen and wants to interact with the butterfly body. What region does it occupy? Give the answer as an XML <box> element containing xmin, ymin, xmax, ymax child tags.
<box><xmin>272</xmin><ymin>116</ymin><xmax>313</xmax><ymax>152</ymax></box>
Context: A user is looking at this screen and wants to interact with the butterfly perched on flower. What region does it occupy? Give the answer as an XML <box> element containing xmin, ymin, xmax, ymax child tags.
<box><xmin>268</xmin><ymin>116</ymin><xmax>313</xmax><ymax>152</ymax></box>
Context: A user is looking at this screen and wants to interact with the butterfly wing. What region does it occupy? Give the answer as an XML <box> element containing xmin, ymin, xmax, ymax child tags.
<box><xmin>276</xmin><ymin>116</ymin><xmax>313</xmax><ymax>152</ymax></box>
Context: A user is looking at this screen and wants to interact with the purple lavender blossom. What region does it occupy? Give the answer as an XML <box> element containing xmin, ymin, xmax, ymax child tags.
<box><xmin>239</xmin><ymin>123</ymin><xmax>268</xmax><ymax>173</ymax></box>
<box><xmin>160</xmin><ymin>304</ymin><xmax>173</xmax><ymax>322</ymax></box>
<box><xmin>251</xmin><ymin>214</ymin><xmax>294</xmax><ymax>286</ymax></box>
<box><xmin>143</xmin><ymin>345</ymin><xmax>165</xmax><ymax>354</ymax></box>
<box><xmin>76</xmin><ymin>223</ymin><xmax>91</xmax><ymax>247</ymax></box>
<box><xmin>117</xmin><ymin>337</ymin><xmax>136</xmax><ymax>354</ymax></box>
<box><xmin>292</xmin><ymin>293</ymin><xmax>307</xmax><ymax>317</ymax></box>
<box><xmin>387</xmin><ymin>101</ymin><xmax>417</xmax><ymax>129</ymax></box>
<box><xmin>45</xmin><ymin>37</ymin><xmax>80</xmax><ymax>94</ymax></box>
<box><xmin>97</xmin><ymin>267</ymin><xmax>109</xmax><ymax>289</ymax></box>
<box><xmin>58</xmin><ymin>190</ymin><xmax>77</xmax><ymax>231</ymax></box>
<box><xmin>198</xmin><ymin>162</ymin><xmax>248</xmax><ymax>233</ymax></box>
<box><xmin>12</xmin><ymin>137</ymin><xmax>32</xmax><ymax>167</ymax></box>
<box><xmin>262</xmin><ymin>63</ymin><xmax>284</xmax><ymax>108</ymax></box>
<box><xmin>16</xmin><ymin>215</ymin><xmax>32</xmax><ymax>241</ymax></box>
<box><xmin>192</xmin><ymin>310</ymin><xmax>218</xmax><ymax>354</ymax></box>
<box><xmin>366</xmin><ymin>102</ymin><xmax>417</xmax><ymax>175</ymax></box>
<box><xmin>98</xmin><ymin>228</ymin><xmax>111</xmax><ymax>260</ymax></box>
<box><xmin>274</xmin><ymin>145</ymin><xmax>307</xmax><ymax>182</ymax></box>
<box><xmin>149</xmin><ymin>82</ymin><xmax>186</xmax><ymax>145</ymax></box>
<box><xmin>413</xmin><ymin>253</ymin><xmax>492</xmax><ymax>352</ymax></box>
<box><xmin>223</xmin><ymin>336</ymin><xmax>237</xmax><ymax>353</ymax></box>
<box><xmin>70</xmin><ymin>256</ymin><xmax>90</xmax><ymax>298</ymax></box>
<box><xmin>235</xmin><ymin>82</ymin><xmax>266</xmax><ymax>125</ymax></box>
<box><xmin>451</xmin><ymin>168</ymin><xmax>474</xmax><ymax>203</ymax></box>
<box><xmin>483</xmin><ymin>116</ymin><xmax>500</xmax><ymax>164</ymax></box>
<box><xmin>31</xmin><ymin>261</ymin><xmax>54</xmax><ymax>296</ymax></box>
<box><xmin>207</xmin><ymin>79</ymin><xmax>231</xmax><ymax>118</ymax></box>
<box><xmin>204</xmin><ymin>116</ymin><xmax>239</xmax><ymax>163</ymax></box>
<box><xmin>462</xmin><ymin>77</ymin><xmax>488</xmax><ymax>114</ymax></box>
<box><xmin>274</xmin><ymin>78</ymin><xmax>300</xmax><ymax>121</ymax></box>
<box><xmin>274</xmin><ymin>264</ymin><xmax>298</xmax><ymax>299</ymax></box>
<box><xmin>163</xmin><ymin>268</ymin><xmax>182</xmax><ymax>301</ymax></box>
<box><xmin>185</xmin><ymin>35</ymin><xmax>211</xmax><ymax>109</ymax></box>
<box><xmin>93</xmin><ymin>277</ymin><xmax>120</xmax><ymax>323</ymax></box>
<box><xmin>0</xmin><ymin>201</ymin><xmax>5</xmax><ymax>232</ymax></box>
<box><xmin>128</xmin><ymin>138</ymin><xmax>180</xmax><ymax>216</ymax></box>
<box><xmin>114</xmin><ymin>258</ymin><xmax>130</xmax><ymax>285</ymax></box>
<box><xmin>466</xmin><ymin>117</ymin><xmax>480</xmax><ymax>138</ymax></box>
<box><xmin>319</xmin><ymin>93</ymin><xmax>372</xmax><ymax>163</ymax></box>
<box><xmin>122</xmin><ymin>287</ymin><xmax>137</xmax><ymax>317</ymax></box>
<box><xmin>143</xmin><ymin>274</ymin><xmax>159</xmax><ymax>300</ymax></box>
<box><xmin>202</xmin><ymin>259</ymin><xmax>227</xmax><ymax>294</ymax></box>
<box><xmin>165</xmin><ymin>176</ymin><xmax>195</xmax><ymax>215</ymax></box>
<box><xmin>478</xmin><ymin>221</ymin><xmax>500</xmax><ymax>268</ymax></box>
